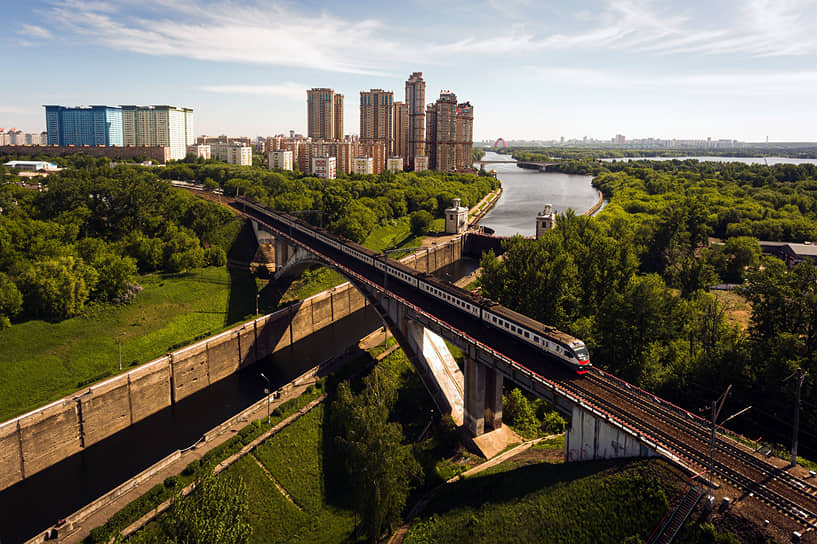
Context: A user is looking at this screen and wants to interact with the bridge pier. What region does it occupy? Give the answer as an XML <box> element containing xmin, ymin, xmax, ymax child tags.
<box><xmin>565</xmin><ymin>404</ymin><xmax>656</xmax><ymax>462</ymax></box>
<box><xmin>464</xmin><ymin>357</ymin><xmax>503</xmax><ymax>436</ymax></box>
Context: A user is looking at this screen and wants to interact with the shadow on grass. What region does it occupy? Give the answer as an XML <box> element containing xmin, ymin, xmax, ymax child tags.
<box><xmin>422</xmin><ymin>458</ymin><xmax>623</xmax><ymax>517</ymax></box>
<box><xmin>225</xmin><ymin>268</ymin><xmax>258</xmax><ymax>325</ymax></box>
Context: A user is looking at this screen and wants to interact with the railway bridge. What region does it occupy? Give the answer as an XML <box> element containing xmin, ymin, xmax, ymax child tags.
<box><xmin>477</xmin><ymin>160</ymin><xmax>559</xmax><ymax>171</ymax></box>
<box><xmin>246</xmin><ymin>201</ymin><xmax>673</xmax><ymax>462</ymax></box>
<box><xmin>243</xmin><ymin>199</ymin><xmax>817</xmax><ymax>535</ymax></box>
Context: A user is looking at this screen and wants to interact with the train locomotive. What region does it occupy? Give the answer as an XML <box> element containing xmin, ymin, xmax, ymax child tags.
<box><xmin>242</xmin><ymin>198</ymin><xmax>591</xmax><ymax>374</ymax></box>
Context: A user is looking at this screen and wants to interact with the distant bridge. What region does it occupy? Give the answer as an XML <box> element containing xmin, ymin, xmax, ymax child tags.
<box><xmin>477</xmin><ymin>160</ymin><xmax>559</xmax><ymax>172</ymax></box>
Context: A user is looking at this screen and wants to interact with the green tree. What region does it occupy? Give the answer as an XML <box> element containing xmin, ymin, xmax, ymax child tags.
<box><xmin>162</xmin><ymin>469</ymin><xmax>251</xmax><ymax>544</ymax></box>
<box><xmin>332</xmin><ymin>368</ymin><xmax>421</xmax><ymax>542</ymax></box>
<box><xmin>0</xmin><ymin>272</ymin><xmax>22</xmax><ymax>328</ymax></box>
<box><xmin>409</xmin><ymin>210</ymin><xmax>434</xmax><ymax>236</ymax></box>
<box><xmin>502</xmin><ymin>388</ymin><xmax>540</xmax><ymax>438</ymax></box>
<box><xmin>18</xmin><ymin>256</ymin><xmax>98</xmax><ymax>319</ymax></box>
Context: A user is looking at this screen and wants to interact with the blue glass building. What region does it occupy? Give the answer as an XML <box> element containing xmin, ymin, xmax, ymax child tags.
<box><xmin>43</xmin><ymin>105</ymin><xmax>124</xmax><ymax>146</ymax></box>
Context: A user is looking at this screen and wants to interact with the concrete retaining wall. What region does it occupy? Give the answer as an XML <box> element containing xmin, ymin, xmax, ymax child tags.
<box><xmin>0</xmin><ymin>236</ymin><xmax>466</xmax><ymax>493</ymax></box>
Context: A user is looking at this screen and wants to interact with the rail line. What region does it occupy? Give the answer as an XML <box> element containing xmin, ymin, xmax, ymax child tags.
<box><xmin>237</xmin><ymin>199</ymin><xmax>817</xmax><ymax>533</ymax></box>
<box><xmin>565</xmin><ymin>371</ymin><xmax>817</xmax><ymax>529</ymax></box>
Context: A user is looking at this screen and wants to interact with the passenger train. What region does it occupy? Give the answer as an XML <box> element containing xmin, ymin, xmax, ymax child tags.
<box><xmin>242</xmin><ymin>199</ymin><xmax>591</xmax><ymax>374</ymax></box>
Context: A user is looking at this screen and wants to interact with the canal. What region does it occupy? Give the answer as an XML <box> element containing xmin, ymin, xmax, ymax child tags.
<box><xmin>0</xmin><ymin>260</ymin><xmax>473</xmax><ymax>542</ymax></box>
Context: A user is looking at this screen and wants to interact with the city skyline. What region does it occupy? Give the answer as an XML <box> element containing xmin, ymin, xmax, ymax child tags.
<box><xmin>2</xmin><ymin>0</ymin><xmax>817</xmax><ymax>141</ymax></box>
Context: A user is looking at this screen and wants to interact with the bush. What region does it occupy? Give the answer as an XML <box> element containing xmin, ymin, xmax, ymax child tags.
<box><xmin>410</xmin><ymin>210</ymin><xmax>434</xmax><ymax>236</ymax></box>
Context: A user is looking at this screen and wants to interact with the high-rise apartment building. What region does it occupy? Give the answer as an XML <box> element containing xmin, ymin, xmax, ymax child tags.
<box><xmin>44</xmin><ymin>105</ymin><xmax>124</xmax><ymax>147</ymax></box>
<box><xmin>392</xmin><ymin>101</ymin><xmax>407</xmax><ymax>161</ymax></box>
<box><xmin>426</xmin><ymin>91</ymin><xmax>458</xmax><ymax>171</ymax></box>
<box><xmin>333</xmin><ymin>94</ymin><xmax>344</xmax><ymax>141</ymax></box>
<box><xmin>425</xmin><ymin>93</ymin><xmax>474</xmax><ymax>172</ymax></box>
<box><xmin>360</xmin><ymin>89</ymin><xmax>394</xmax><ymax>153</ymax></box>
<box><xmin>425</xmin><ymin>103</ymin><xmax>437</xmax><ymax>171</ymax></box>
<box><xmin>307</xmin><ymin>88</ymin><xmax>343</xmax><ymax>141</ymax></box>
<box><xmin>455</xmin><ymin>101</ymin><xmax>474</xmax><ymax>170</ymax></box>
<box><xmin>405</xmin><ymin>72</ymin><xmax>426</xmax><ymax>170</ymax></box>
<box><xmin>120</xmin><ymin>105</ymin><xmax>194</xmax><ymax>160</ymax></box>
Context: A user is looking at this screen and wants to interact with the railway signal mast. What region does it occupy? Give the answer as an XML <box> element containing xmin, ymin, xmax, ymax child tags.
<box><xmin>786</xmin><ymin>368</ymin><xmax>808</xmax><ymax>467</ymax></box>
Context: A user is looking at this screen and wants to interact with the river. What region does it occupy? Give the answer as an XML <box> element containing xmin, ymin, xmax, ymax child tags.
<box><xmin>477</xmin><ymin>151</ymin><xmax>599</xmax><ymax>237</ymax></box>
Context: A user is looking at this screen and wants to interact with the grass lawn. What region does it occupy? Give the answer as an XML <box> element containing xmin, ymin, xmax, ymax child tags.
<box><xmin>0</xmin><ymin>266</ymin><xmax>259</xmax><ymax>422</ymax></box>
<box><xmin>234</xmin><ymin>404</ymin><xmax>357</xmax><ymax>544</ymax></box>
<box><xmin>363</xmin><ymin>217</ymin><xmax>424</xmax><ymax>254</ymax></box>
<box><xmin>404</xmin><ymin>459</ymin><xmax>682</xmax><ymax>544</ymax></box>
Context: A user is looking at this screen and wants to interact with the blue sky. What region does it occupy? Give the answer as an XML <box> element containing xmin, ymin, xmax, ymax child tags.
<box><xmin>2</xmin><ymin>0</ymin><xmax>816</xmax><ymax>142</ymax></box>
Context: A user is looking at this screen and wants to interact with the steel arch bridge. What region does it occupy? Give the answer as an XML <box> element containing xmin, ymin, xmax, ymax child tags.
<box><xmin>493</xmin><ymin>138</ymin><xmax>507</xmax><ymax>148</ymax></box>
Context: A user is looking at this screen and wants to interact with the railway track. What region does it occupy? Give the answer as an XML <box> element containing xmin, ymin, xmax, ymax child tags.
<box><xmin>561</xmin><ymin>370</ymin><xmax>817</xmax><ymax>530</ymax></box>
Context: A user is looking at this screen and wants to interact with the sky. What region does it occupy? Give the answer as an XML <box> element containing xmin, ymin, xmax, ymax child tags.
<box><xmin>1</xmin><ymin>0</ymin><xmax>816</xmax><ymax>142</ymax></box>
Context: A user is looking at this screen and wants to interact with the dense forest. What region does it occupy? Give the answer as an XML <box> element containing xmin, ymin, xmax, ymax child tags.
<box><xmin>0</xmin><ymin>155</ymin><xmax>496</xmax><ymax>326</ymax></box>
<box><xmin>480</xmin><ymin>160</ymin><xmax>817</xmax><ymax>455</ymax></box>
<box><xmin>157</xmin><ymin>159</ymin><xmax>497</xmax><ymax>243</ymax></box>
<box><xmin>499</xmin><ymin>145</ymin><xmax>817</xmax><ymax>161</ymax></box>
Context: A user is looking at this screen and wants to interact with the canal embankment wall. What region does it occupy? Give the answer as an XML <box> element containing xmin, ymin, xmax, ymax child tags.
<box><xmin>0</xmin><ymin>236</ymin><xmax>464</xmax><ymax>493</ymax></box>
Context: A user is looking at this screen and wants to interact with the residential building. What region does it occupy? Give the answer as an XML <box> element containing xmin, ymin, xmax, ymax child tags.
<box><xmin>387</xmin><ymin>156</ymin><xmax>404</xmax><ymax>173</ymax></box>
<box><xmin>0</xmin><ymin>129</ymin><xmax>46</xmax><ymax>146</ymax></box>
<box><xmin>392</xmin><ymin>101</ymin><xmax>407</xmax><ymax>161</ymax></box>
<box><xmin>269</xmin><ymin>149</ymin><xmax>293</xmax><ymax>171</ymax></box>
<box><xmin>405</xmin><ymin>72</ymin><xmax>426</xmax><ymax>170</ymax></box>
<box><xmin>358</xmin><ymin>141</ymin><xmax>387</xmax><ymax>174</ymax></box>
<box><xmin>197</xmin><ymin>135</ymin><xmax>251</xmax><ymax>146</ymax></box>
<box><xmin>44</xmin><ymin>105</ymin><xmax>124</xmax><ymax>146</ymax></box>
<box><xmin>307</xmin><ymin>88</ymin><xmax>344</xmax><ymax>140</ymax></box>
<box><xmin>211</xmin><ymin>142</ymin><xmax>252</xmax><ymax>165</ymax></box>
<box><xmin>353</xmin><ymin>156</ymin><xmax>374</xmax><ymax>175</ymax></box>
<box><xmin>360</xmin><ymin>89</ymin><xmax>394</xmax><ymax>153</ymax></box>
<box><xmin>334</xmin><ymin>93</ymin><xmax>344</xmax><ymax>140</ymax></box>
<box><xmin>312</xmin><ymin>155</ymin><xmax>336</xmax><ymax>179</ymax></box>
<box><xmin>188</xmin><ymin>144</ymin><xmax>211</xmax><ymax>159</ymax></box>
<box><xmin>455</xmin><ymin>101</ymin><xmax>474</xmax><ymax>170</ymax></box>
<box><xmin>425</xmin><ymin>103</ymin><xmax>437</xmax><ymax>170</ymax></box>
<box><xmin>120</xmin><ymin>105</ymin><xmax>194</xmax><ymax>160</ymax></box>
<box><xmin>414</xmin><ymin>155</ymin><xmax>428</xmax><ymax>172</ymax></box>
<box><xmin>426</xmin><ymin>91</ymin><xmax>458</xmax><ymax>171</ymax></box>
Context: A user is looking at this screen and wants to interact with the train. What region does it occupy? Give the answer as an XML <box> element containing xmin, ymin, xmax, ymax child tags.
<box><xmin>242</xmin><ymin>199</ymin><xmax>591</xmax><ymax>374</ymax></box>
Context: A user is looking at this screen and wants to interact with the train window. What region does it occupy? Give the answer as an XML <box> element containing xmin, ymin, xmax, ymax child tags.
<box><xmin>524</xmin><ymin>331</ymin><xmax>529</xmax><ymax>338</ymax></box>
<box><xmin>511</xmin><ymin>325</ymin><xmax>516</xmax><ymax>332</ymax></box>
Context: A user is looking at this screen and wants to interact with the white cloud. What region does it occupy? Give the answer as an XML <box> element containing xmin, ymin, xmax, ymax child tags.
<box><xmin>445</xmin><ymin>0</ymin><xmax>817</xmax><ymax>58</ymax></box>
<box><xmin>201</xmin><ymin>82</ymin><xmax>307</xmax><ymax>100</ymax></box>
<box><xmin>45</xmin><ymin>0</ymin><xmax>401</xmax><ymax>75</ymax></box>
<box><xmin>18</xmin><ymin>24</ymin><xmax>53</xmax><ymax>40</ymax></box>
<box><xmin>532</xmin><ymin>66</ymin><xmax>817</xmax><ymax>96</ymax></box>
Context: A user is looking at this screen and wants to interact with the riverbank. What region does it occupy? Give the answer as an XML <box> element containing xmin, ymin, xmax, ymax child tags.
<box><xmin>582</xmin><ymin>190</ymin><xmax>604</xmax><ymax>216</ymax></box>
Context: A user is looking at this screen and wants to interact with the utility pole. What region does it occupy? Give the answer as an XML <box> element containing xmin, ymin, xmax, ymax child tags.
<box><xmin>791</xmin><ymin>368</ymin><xmax>808</xmax><ymax>467</ymax></box>
<box><xmin>708</xmin><ymin>385</ymin><xmax>732</xmax><ymax>502</ymax></box>
<box><xmin>260</xmin><ymin>373</ymin><xmax>271</xmax><ymax>425</ymax></box>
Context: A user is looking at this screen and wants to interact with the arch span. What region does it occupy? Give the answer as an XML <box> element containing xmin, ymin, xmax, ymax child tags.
<box><xmin>493</xmin><ymin>138</ymin><xmax>507</xmax><ymax>148</ymax></box>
